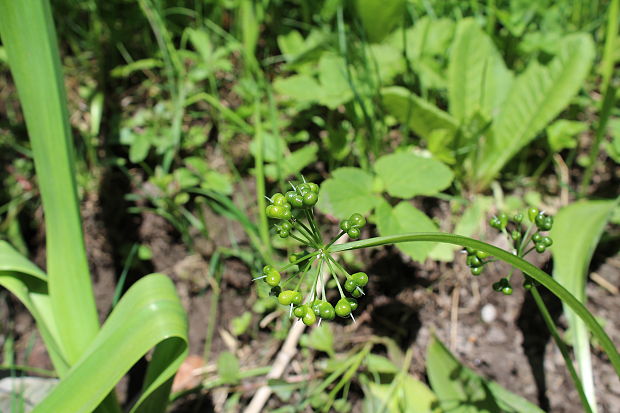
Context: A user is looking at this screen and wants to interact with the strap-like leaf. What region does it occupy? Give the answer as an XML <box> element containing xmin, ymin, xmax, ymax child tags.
<box><xmin>32</xmin><ymin>273</ymin><xmax>188</xmax><ymax>413</ymax></box>
<box><xmin>0</xmin><ymin>241</ymin><xmax>68</xmax><ymax>374</ymax></box>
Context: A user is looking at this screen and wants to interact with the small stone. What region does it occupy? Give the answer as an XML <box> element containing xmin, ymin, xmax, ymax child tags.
<box><xmin>481</xmin><ymin>303</ymin><xmax>497</xmax><ymax>323</ymax></box>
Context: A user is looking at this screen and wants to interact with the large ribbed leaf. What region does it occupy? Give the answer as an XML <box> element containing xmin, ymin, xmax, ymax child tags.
<box><xmin>475</xmin><ymin>33</ymin><xmax>595</xmax><ymax>189</ymax></box>
<box><xmin>32</xmin><ymin>274</ymin><xmax>188</xmax><ymax>413</ymax></box>
<box><xmin>448</xmin><ymin>19</ymin><xmax>513</xmax><ymax>123</ymax></box>
<box><xmin>381</xmin><ymin>86</ymin><xmax>458</xmax><ymax>141</ymax></box>
<box><xmin>551</xmin><ymin>200</ymin><xmax>617</xmax><ymax>412</ymax></box>
<box><xmin>0</xmin><ymin>0</ymin><xmax>99</xmax><ymax>362</ymax></box>
<box><xmin>354</xmin><ymin>0</ymin><xmax>406</xmax><ymax>43</ymax></box>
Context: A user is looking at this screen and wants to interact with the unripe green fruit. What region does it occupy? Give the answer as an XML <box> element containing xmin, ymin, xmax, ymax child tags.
<box><xmin>528</xmin><ymin>207</ymin><xmax>539</xmax><ymax>222</ymax></box>
<box><xmin>351</xmin><ymin>272</ymin><xmax>368</xmax><ymax>287</ymax></box>
<box><xmin>346</xmin><ymin>297</ymin><xmax>358</xmax><ymax>311</ymax></box>
<box><xmin>344</xmin><ymin>279</ymin><xmax>357</xmax><ymax>292</ymax></box>
<box><xmin>278</xmin><ymin>290</ymin><xmax>297</xmax><ymax>305</ymax></box>
<box><xmin>349</xmin><ymin>213</ymin><xmax>366</xmax><ymax>228</ymax></box>
<box><xmin>303</xmin><ymin>191</ymin><xmax>318</xmax><ymax>206</ymax></box>
<box><xmin>335</xmin><ymin>298</ymin><xmax>352</xmax><ymax>317</ymax></box>
<box><xmin>319</xmin><ymin>302</ymin><xmax>335</xmax><ymax>320</ymax></box>
<box><xmin>351</xmin><ymin>288</ymin><xmax>363</xmax><ymax>298</ymax></box>
<box><xmin>471</xmin><ymin>266</ymin><xmax>483</xmax><ymax>276</ymax></box>
<box><xmin>293</xmin><ymin>305</ymin><xmax>307</xmax><ymax>318</ymax></box>
<box><xmin>303</xmin><ymin>310</ymin><xmax>317</xmax><ymax>326</ymax></box>
<box><xmin>340</xmin><ymin>220</ymin><xmax>351</xmax><ymax>232</ymax></box>
<box><xmin>347</xmin><ymin>227</ymin><xmax>361</xmax><ymax>239</ymax></box>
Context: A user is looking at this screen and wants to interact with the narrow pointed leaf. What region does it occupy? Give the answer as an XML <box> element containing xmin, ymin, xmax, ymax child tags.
<box><xmin>33</xmin><ymin>274</ymin><xmax>188</xmax><ymax>413</ymax></box>
<box><xmin>0</xmin><ymin>0</ymin><xmax>99</xmax><ymax>362</ymax></box>
<box><xmin>551</xmin><ymin>200</ymin><xmax>617</xmax><ymax>412</ymax></box>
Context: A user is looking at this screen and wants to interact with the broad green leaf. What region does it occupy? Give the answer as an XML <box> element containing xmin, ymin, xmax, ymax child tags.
<box><xmin>381</xmin><ymin>87</ymin><xmax>458</xmax><ymax>142</ymax></box>
<box><xmin>317</xmin><ymin>54</ymin><xmax>352</xmax><ymax>108</ymax></box>
<box><xmin>427</xmin><ymin>336</ymin><xmax>545</xmax><ymax>413</ymax></box>
<box><xmin>368</xmin><ymin>43</ymin><xmax>405</xmax><ymax>83</ymax></box>
<box><xmin>317</xmin><ymin>167</ymin><xmax>381</xmax><ymax>219</ymax></box>
<box><xmin>475</xmin><ymin>33</ymin><xmax>595</xmax><ymax>189</ymax></box>
<box><xmin>364</xmin><ymin>354</ymin><xmax>398</xmax><ymax>374</ymax></box>
<box><xmin>0</xmin><ymin>0</ymin><xmax>99</xmax><ymax>363</ymax></box>
<box><xmin>32</xmin><ymin>274</ymin><xmax>188</xmax><ymax>413</ymax></box>
<box><xmin>274</xmin><ymin>74</ymin><xmax>322</xmax><ymax>104</ymax></box>
<box><xmin>551</xmin><ymin>200</ymin><xmax>617</xmax><ymax>411</ymax></box>
<box><xmin>374</xmin><ymin>201</ymin><xmax>437</xmax><ymax>262</ymax></box>
<box><xmin>448</xmin><ymin>19</ymin><xmax>513</xmax><ymax>123</ymax></box>
<box><xmin>390</xmin><ymin>17</ymin><xmax>455</xmax><ymax>60</ymax></box>
<box><xmin>606</xmin><ymin>118</ymin><xmax>620</xmax><ymax>163</ymax></box>
<box><xmin>374</xmin><ymin>152</ymin><xmax>453</xmax><ymax>198</ymax></box>
<box><xmin>354</xmin><ymin>0</ymin><xmax>406</xmax><ymax>43</ymax></box>
<box><xmin>218</xmin><ymin>352</ymin><xmax>240</xmax><ymax>384</ymax></box>
<box><xmin>264</xmin><ymin>142</ymin><xmax>318</xmax><ymax>180</ymax></box>
<box><xmin>361</xmin><ymin>375</ymin><xmax>438</xmax><ymax>413</ymax></box>
<box><xmin>546</xmin><ymin>120</ymin><xmax>587</xmax><ymax>152</ymax></box>
<box><xmin>300</xmin><ymin>324</ymin><xmax>334</xmax><ymax>356</ymax></box>
<box><xmin>429</xmin><ymin>197</ymin><xmax>492</xmax><ymax>261</ymax></box>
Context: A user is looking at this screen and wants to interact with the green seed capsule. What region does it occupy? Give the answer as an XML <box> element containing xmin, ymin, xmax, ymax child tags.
<box><xmin>471</xmin><ymin>266</ymin><xmax>483</xmax><ymax>276</ymax></box>
<box><xmin>541</xmin><ymin>236</ymin><xmax>553</xmax><ymax>247</ymax></box>
<box><xmin>475</xmin><ymin>250</ymin><xmax>490</xmax><ymax>260</ymax></box>
<box><xmin>532</xmin><ymin>232</ymin><xmax>542</xmax><ymax>243</ymax></box>
<box><xmin>351</xmin><ymin>288</ymin><xmax>363</xmax><ymax>298</ymax></box>
<box><xmin>349</xmin><ymin>213</ymin><xmax>366</xmax><ymax>228</ymax></box>
<box><xmin>502</xmin><ymin>286</ymin><xmax>513</xmax><ymax>295</ymax></box>
<box><xmin>498</xmin><ymin>213</ymin><xmax>508</xmax><ymax>229</ymax></box>
<box><xmin>335</xmin><ymin>298</ymin><xmax>352</xmax><ymax>317</ymax></box>
<box><xmin>345</xmin><ymin>297</ymin><xmax>358</xmax><ymax>311</ymax></box>
<box><xmin>293</xmin><ymin>305</ymin><xmax>307</xmax><ymax>318</ymax></box>
<box><xmin>467</xmin><ymin>255</ymin><xmax>482</xmax><ymax>267</ymax></box>
<box><xmin>265</xmin><ymin>272</ymin><xmax>281</xmax><ymax>287</ymax></box>
<box><xmin>303</xmin><ymin>310</ymin><xmax>317</xmax><ymax>326</ymax></box>
<box><xmin>351</xmin><ymin>272</ymin><xmax>369</xmax><ymax>287</ymax></box>
<box><xmin>307</xmin><ymin>182</ymin><xmax>319</xmax><ymax>193</ymax></box>
<box><xmin>319</xmin><ymin>302</ymin><xmax>335</xmax><ymax>320</ymax></box>
<box><xmin>312</xmin><ymin>300</ymin><xmax>322</xmax><ymax>316</ymax></box>
<box><xmin>347</xmin><ymin>227</ymin><xmax>361</xmax><ymax>239</ymax></box>
<box><xmin>513</xmin><ymin>213</ymin><xmax>524</xmax><ymax>223</ymax></box>
<box><xmin>291</xmin><ymin>291</ymin><xmax>303</xmax><ymax>306</ymax></box>
<box><xmin>511</xmin><ymin>230</ymin><xmax>521</xmax><ymax>240</ymax></box>
<box><xmin>344</xmin><ymin>279</ymin><xmax>357</xmax><ymax>292</ymax></box>
<box><xmin>272</xmin><ymin>193</ymin><xmax>287</xmax><ymax>206</ymax></box>
<box><xmin>340</xmin><ymin>220</ymin><xmax>351</xmax><ymax>232</ymax></box>
<box><xmin>303</xmin><ymin>191</ymin><xmax>318</xmax><ymax>206</ymax></box>
<box><xmin>528</xmin><ymin>207</ymin><xmax>539</xmax><ymax>222</ymax></box>
<box><xmin>278</xmin><ymin>290</ymin><xmax>296</xmax><ymax>306</ymax></box>
<box><xmin>535</xmin><ymin>243</ymin><xmax>546</xmax><ymax>253</ymax></box>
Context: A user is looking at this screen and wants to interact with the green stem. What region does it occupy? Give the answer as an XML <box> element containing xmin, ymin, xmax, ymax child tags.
<box><xmin>328</xmin><ymin>233</ymin><xmax>620</xmax><ymax>378</ymax></box>
<box><xmin>530</xmin><ymin>286</ymin><xmax>593</xmax><ymax>413</ymax></box>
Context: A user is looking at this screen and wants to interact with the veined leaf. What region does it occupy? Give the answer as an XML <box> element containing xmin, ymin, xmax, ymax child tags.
<box><xmin>381</xmin><ymin>86</ymin><xmax>458</xmax><ymax>142</ymax></box>
<box><xmin>374</xmin><ymin>152</ymin><xmax>453</xmax><ymax>198</ymax></box>
<box><xmin>33</xmin><ymin>274</ymin><xmax>188</xmax><ymax>413</ymax></box>
<box><xmin>475</xmin><ymin>33</ymin><xmax>595</xmax><ymax>189</ymax></box>
<box><xmin>427</xmin><ymin>336</ymin><xmax>545</xmax><ymax>413</ymax></box>
<box><xmin>448</xmin><ymin>18</ymin><xmax>513</xmax><ymax>123</ymax></box>
<box><xmin>551</xmin><ymin>200</ymin><xmax>617</xmax><ymax>412</ymax></box>
<box><xmin>374</xmin><ymin>200</ymin><xmax>438</xmax><ymax>262</ymax></box>
<box><xmin>354</xmin><ymin>0</ymin><xmax>406</xmax><ymax>43</ymax></box>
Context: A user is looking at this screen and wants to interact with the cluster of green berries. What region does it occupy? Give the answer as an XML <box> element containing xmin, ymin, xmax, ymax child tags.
<box><xmin>492</xmin><ymin>277</ymin><xmax>513</xmax><ymax>295</ymax></box>
<box><xmin>464</xmin><ymin>248</ymin><xmax>490</xmax><ymax>276</ymax></box>
<box><xmin>265</xmin><ymin>183</ymin><xmax>319</xmax><ymax>221</ymax></box>
<box><xmin>476</xmin><ymin>206</ymin><xmax>555</xmax><ymax>296</ymax></box>
<box><xmin>489</xmin><ymin>207</ymin><xmax>554</xmax><ymax>255</ymax></box>
<box><xmin>339</xmin><ymin>213</ymin><xmax>367</xmax><ymax>239</ymax></box>
<box><xmin>260</xmin><ymin>264</ymin><xmax>366</xmax><ymax>326</ymax></box>
<box><xmin>258</xmin><ymin>180</ymin><xmax>369</xmax><ymax>326</ymax></box>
